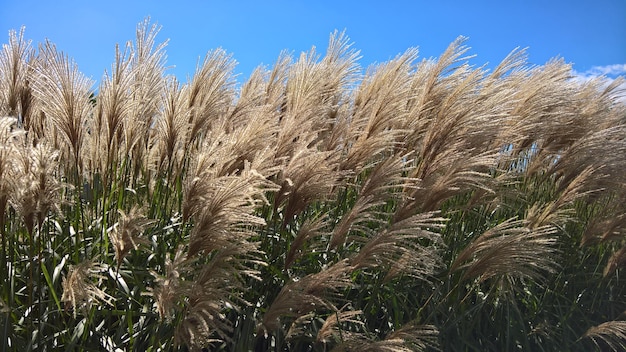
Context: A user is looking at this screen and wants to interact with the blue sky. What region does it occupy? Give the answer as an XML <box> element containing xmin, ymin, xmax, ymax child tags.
<box><xmin>2</xmin><ymin>0</ymin><xmax>625</xmax><ymax>84</ymax></box>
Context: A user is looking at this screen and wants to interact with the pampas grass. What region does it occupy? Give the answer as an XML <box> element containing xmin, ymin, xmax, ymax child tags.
<box><xmin>1</xmin><ymin>19</ymin><xmax>625</xmax><ymax>351</ymax></box>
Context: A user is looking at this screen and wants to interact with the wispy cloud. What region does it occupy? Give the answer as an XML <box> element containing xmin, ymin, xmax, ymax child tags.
<box><xmin>577</xmin><ymin>64</ymin><xmax>626</xmax><ymax>78</ymax></box>
<box><xmin>572</xmin><ymin>64</ymin><xmax>626</xmax><ymax>105</ymax></box>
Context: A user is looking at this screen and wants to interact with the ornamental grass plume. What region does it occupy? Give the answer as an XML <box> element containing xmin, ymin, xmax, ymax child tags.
<box><xmin>0</xmin><ymin>27</ymin><xmax>34</xmax><ymax>124</ymax></box>
<box><xmin>184</xmin><ymin>48</ymin><xmax>236</xmax><ymax>148</ymax></box>
<box><xmin>154</xmin><ymin>76</ymin><xmax>190</xmax><ymax>174</ymax></box>
<box><xmin>273</xmin><ymin>147</ymin><xmax>342</xmax><ymax>228</ymax></box>
<box><xmin>1</xmin><ymin>19</ymin><xmax>625</xmax><ymax>352</ymax></box>
<box><xmin>9</xmin><ymin>141</ymin><xmax>64</xmax><ymax>234</ymax></box>
<box><xmin>260</xmin><ymin>259</ymin><xmax>355</xmax><ymax>336</ymax></box>
<box><xmin>341</xmin><ymin>48</ymin><xmax>415</xmax><ymax>172</ymax></box>
<box><xmin>109</xmin><ymin>206</ymin><xmax>154</xmax><ymax>268</ymax></box>
<box><xmin>184</xmin><ymin>167</ymin><xmax>273</xmax><ymax>257</ymax></box>
<box><xmin>0</xmin><ymin>117</ymin><xmax>21</xmax><ymax>232</ymax></box>
<box><xmin>88</xmin><ymin>41</ymin><xmax>135</xmax><ymax>180</ymax></box>
<box><xmin>351</xmin><ymin>211</ymin><xmax>446</xmax><ymax>282</ymax></box>
<box><xmin>30</xmin><ymin>41</ymin><xmax>93</xmax><ymax>174</ymax></box>
<box><xmin>315</xmin><ymin>308</ymin><xmax>365</xmax><ymax>345</ymax></box>
<box><xmin>175</xmin><ymin>245</ymin><xmax>260</xmax><ymax>349</ymax></box>
<box><xmin>285</xmin><ymin>215</ymin><xmax>327</xmax><ymax>269</ymax></box>
<box><xmin>150</xmin><ymin>245</ymin><xmax>187</xmax><ymax>322</ymax></box>
<box><xmin>332</xmin><ymin>323</ymin><xmax>440</xmax><ymax>352</ymax></box>
<box><xmin>330</xmin><ymin>155</ymin><xmax>411</xmax><ymax>249</ymax></box>
<box><xmin>584</xmin><ymin>320</ymin><xmax>626</xmax><ymax>352</ymax></box>
<box><xmin>451</xmin><ymin>218</ymin><xmax>559</xmax><ymax>284</ymax></box>
<box><xmin>61</xmin><ymin>260</ymin><xmax>114</xmax><ymax>317</ymax></box>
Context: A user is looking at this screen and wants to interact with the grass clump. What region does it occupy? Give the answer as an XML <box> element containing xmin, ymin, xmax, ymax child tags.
<box><xmin>1</xmin><ymin>19</ymin><xmax>625</xmax><ymax>351</ymax></box>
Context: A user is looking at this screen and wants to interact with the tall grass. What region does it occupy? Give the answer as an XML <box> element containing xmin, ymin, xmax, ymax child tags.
<box><xmin>1</xmin><ymin>19</ymin><xmax>625</xmax><ymax>351</ymax></box>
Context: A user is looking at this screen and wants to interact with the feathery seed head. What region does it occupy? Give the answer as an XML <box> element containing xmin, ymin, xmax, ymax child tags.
<box><xmin>61</xmin><ymin>260</ymin><xmax>114</xmax><ymax>317</ymax></box>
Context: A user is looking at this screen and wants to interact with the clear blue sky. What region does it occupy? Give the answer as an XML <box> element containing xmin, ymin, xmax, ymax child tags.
<box><xmin>2</xmin><ymin>0</ymin><xmax>625</xmax><ymax>83</ymax></box>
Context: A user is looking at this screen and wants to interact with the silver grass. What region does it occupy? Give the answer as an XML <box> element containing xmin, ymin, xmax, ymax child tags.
<box><xmin>604</xmin><ymin>245</ymin><xmax>626</xmax><ymax>277</ymax></box>
<box><xmin>273</xmin><ymin>147</ymin><xmax>342</xmax><ymax>227</ymax></box>
<box><xmin>177</xmin><ymin>77</ymin><xmax>278</xmax><ymax>182</ymax></box>
<box><xmin>61</xmin><ymin>260</ymin><xmax>114</xmax><ymax>317</ymax></box>
<box><xmin>342</xmin><ymin>48</ymin><xmax>416</xmax><ymax>172</ymax></box>
<box><xmin>150</xmin><ymin>246</ymin><xmax>187</xmax><ymax>322</ymax></box>
<box><xmin>331</xmin><ymin>323</ymin><xmax>440</xmax><ymax>351</ymax></box>
<box><xmin>316</xmin><ymin>309</ymin><xmax>365</xmax><ymax>344</ymax></box>
<box><xmin>31</xmin><ymin>41</ymin><xmax>93</xmax><ymax>172</ymax></box>
<box><xmin>275</xmin><ymin>31</ymin><xmax>358</xmax><ymax>161</ymax></box>
<box><xmin>214</xmin><ymin>105</ymin><xmax>279</xmax><ymax>177</ymax></box>
<box><xmin>250</xmin><ymin>51</ymin><xmax>291</xmax><ymax>116</ymax></box>
<box><xmin>108</xmin><ymin>206</ymin><xmax>155</xmax><ymax>268</ymax></box>
<box><xmin>0</xmin><ymin>117</ymin><xmax>22</xmax><ymax>230</ymax></box>
<box><xmin>403</xmin><ymin>37</ymin><xmax>474</xmax><ymax>150</ymax></box>
<box><xmin>548</xmin><ymin>126</ymin><xmax>626</xmax><ymax>195</ymax></box>
<box><xmin>486</xmin><ymin>47</ymin><xmax>528</xmax><ymax>81</ymax></box>
<box><xmin>175</xmin><ymin>245</ymin><xmax>263</xmax><ymax>348</ymax></box>
<box><xmin>451</xmin><ymin>218</ymin><xmax>559</xmax><ymax>284</ymax></box>
<box><xmin>88</xmin><ymin>41</ymin><xmax>135</xmax><ymax>180</ymax></box>
<box><xmin>382</xmin><ymin>323</ymin><xmax>440</xmax><ymax>352</ymax></box>
<box><xmin>186</xmin><ymin>172</ymin><xmax>269</xmax><ymax>257</ymax></box>
<box><xmin>584</xmin><ymin>320</ymin><xmax>626</xmax><ymax>352</ymax></box>
<box><xmin>285</xmin><ymin>215</ymin><xmax>328</xmax><ymax>269</ymax></box>
<box><xmin>125</xmin><ymin>19</ymin><xmax>168</xmax><ymax>180</ymax></box>
<box><xmin>398</xmin><ymin>41</ymin><xmax>513</xmax><ymax>213</ymax></box>
<box><xmin>0</xmin><ymin>27</ymin><xmax>34</xmax><ymax>123</ymax></box>
<box><xmin>185</xmin><ymin>48</ymin><xmax>236</xmax><ymax>148</ymax></box>
<box><xmin>315</xmin><ymin>30</ymin><xmax>361</xmax><ymax>151</ymax></box>
<box><xmin>260</xmin><ymin>259</ymin><xmax>355</xmax><ymax>334</ymax></box>
<box><xmin>526</xmin><ymin>165</ymin><xmax>599</xmax><ymax>229</ymax></box>
<box><xmin>2</xmin><ymin>22</ymin><xmax>626</xmax><ymax>351</ymax></box>
<box><xmin>274</xmin><ymin>50</ymin><xmax>326</xmax><ymax>160</ymax></box>
<box><xmin>501</xmin><ymin>59</ymin><xmax>581</xmax><ymax>170</ymax></box>
<box><xmin>406</xmin><ymin>150</ymin><xmax>498</xmax><ymax>214</ymax></box>
<box><xmin>9</xmin><ymin>140</ymin><xmax>64</xmax><ymax>234</ymax></box>
<box><xmin>284</xmin><ymin>313</ymin><xmax>316</xmax><ymax>341</ymax></box>
<box><xmin>582</xmin><ymin>192</ymin><xmax>626</xmax><ymax>247</ymax></box>
<box><xmin>351</xmin><ymin>211</ymin><xmax>445</xmax><ymax>282</ymax></box>
<box><xmin>152</xmin><ymin>76</ymin><xmax>190</xmax><ymax>175</ymax></box>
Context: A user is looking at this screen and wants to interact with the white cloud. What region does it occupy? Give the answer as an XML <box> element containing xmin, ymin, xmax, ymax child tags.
<box><xmin>582</xmin><ymin>64</ymin><xmax>626</xmax><ymax>78</ymax></box>
<box><xmin>572</xmin><ymin>64</ymin><xmax>626</xmax><ymax>105</ymax></box>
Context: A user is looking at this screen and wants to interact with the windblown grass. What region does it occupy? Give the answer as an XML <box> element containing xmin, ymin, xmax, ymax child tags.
<box><xmin>1</xmin><ymin>19</ymin><xmax>625</xmax><ymax>351</ymax></box>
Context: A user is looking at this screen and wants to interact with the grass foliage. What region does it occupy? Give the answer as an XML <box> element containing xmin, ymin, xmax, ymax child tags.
<box><xmin>1</xmin><ymin>20</ymin><xmax>625</xmax><ymax>351</ymax></box>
